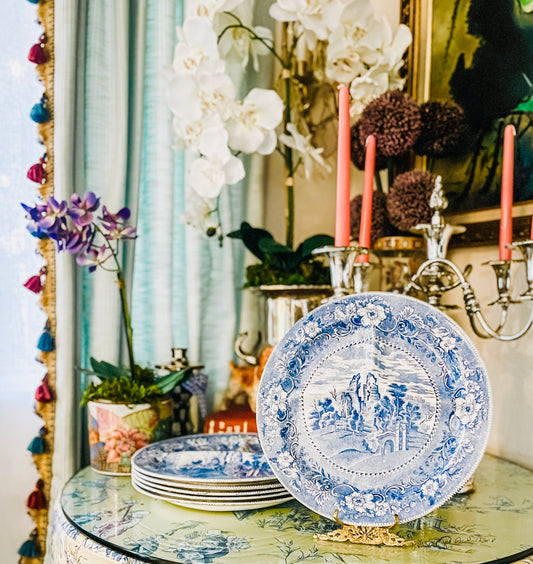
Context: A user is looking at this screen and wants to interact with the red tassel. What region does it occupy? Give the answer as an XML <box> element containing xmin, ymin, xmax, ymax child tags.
<box><xmin>27</xmin><ymin>159</ymin><xmax>47</xmax><ymax>184</ymax></box>
<box><xmin>23</xmin><ymin>268</ymin><xmax>45</xmax><ymax>293</ymax></box>
<box><xmin>35</xmin><ymin>375</ymin><xmax>52</xmax><ymax>403</ymax></box>
<box><xmin>26</xmin><ymin>480</ymin><xmax>46</xmax><ymax>510</ymax></box>
<box><xmin>28</xmin><ymin>43</ymin><xmax>48</xmax><ymax>64</ymax></box>
<box><xmin>23</xmin><ymin>274</ymin><xmax>43</xmax><ymax>293</ymax></box>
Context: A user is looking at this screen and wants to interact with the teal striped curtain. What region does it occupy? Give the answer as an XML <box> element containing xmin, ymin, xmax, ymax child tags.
<box><xmin>79</xmin><ymin>0</ymin><xmax>248</xmax><ymax>415</ymax></box>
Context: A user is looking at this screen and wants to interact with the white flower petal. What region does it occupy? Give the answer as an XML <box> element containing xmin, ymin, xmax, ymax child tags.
<box><xmin>245</xmin><ymin>88</ymin><xmax>284</xmax><ymax>129</ymax></box>
<box><xmin>166</xmin><ymin>75</ymin><xmax>202</xmax><ymax>120</ymax></box>
<box><xmin>189</xmin><ymin>157</ymin><xmax>226</xmax><ymax>198</ymax></box>
<box><xmin>255</xmin><ymin>129</ymin><xmax>278</xmax><ymax>155</ymax></box>
<box><xmin>199</xmin><ymin>126</ymin><xmax>231</xmax><ymax>162</ymax></box>
<box><xmin>226</xmin><ymin>118</ymin><xmax>265</xmax><ymax>153</ymax></box>
<box><xmin>223</xmin><ymin>155</ymin><xmax>246</xmax><ymax>184</ymax></box>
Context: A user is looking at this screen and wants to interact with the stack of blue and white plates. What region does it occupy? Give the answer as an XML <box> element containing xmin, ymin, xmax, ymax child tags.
<box><xmin>130</xmin><ymin>433</ymin><xmax>292</xmax><ymax>511</ymax></box>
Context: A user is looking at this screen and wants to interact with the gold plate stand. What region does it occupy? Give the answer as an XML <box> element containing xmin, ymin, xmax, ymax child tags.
<box><xmin>314</xmin><ymin>511</ymin><xmax>415</xmax><ymax>547</ymax></box>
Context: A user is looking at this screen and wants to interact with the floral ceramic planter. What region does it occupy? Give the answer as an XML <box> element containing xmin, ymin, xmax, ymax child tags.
<box><xmin>87</xmin><ymin>398</ymin><xmax>173</xmax><ymax>475</ymax></box>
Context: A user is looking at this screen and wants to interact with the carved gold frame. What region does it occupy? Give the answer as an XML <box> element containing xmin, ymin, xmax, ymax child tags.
<box><xmin>400</xmin><ymin>0</ymin><xmax>533</xmax><ymax>247</ymax></box>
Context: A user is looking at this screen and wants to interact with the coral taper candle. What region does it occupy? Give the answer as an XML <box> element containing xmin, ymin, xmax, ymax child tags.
<box><xmin>335</xmin><ymin>85</ymin><xmax>351</xmax><ymax>247</ymax></box>
<box><xmin>358</xmin><ymin>135</ymin><xmax>376</xmax><ymax>263</ymax></box>
<box><xmin>500</xmin><ymin>124</ymin><xmax>515</xmax><ymax>260</ymax></box>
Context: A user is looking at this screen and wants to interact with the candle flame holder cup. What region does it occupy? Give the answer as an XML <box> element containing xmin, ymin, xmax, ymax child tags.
<box><xmin>353</xmin><ymin>262</ymin><xmax>374</xmax><ymax>294</ymax></box>
<box><xmin>485</xmin><ymin>259</ymin><xmax>516</xmax><ymax>307</ymax></box>
<box><xmin>312</xmin><ymin>245</ymin><xmax>368</xmax><ymax>300</ymax></box>
<box><xmin>509</xmin><ymin>240</ymin><xmax>533</xmax><ymax>301</ymax></box>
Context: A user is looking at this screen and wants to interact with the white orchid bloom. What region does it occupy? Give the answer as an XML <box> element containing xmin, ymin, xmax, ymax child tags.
<box><xmin>380</xmin><ymin>22</ymin><xmax>412</xmax><ymax>72</ymax></box>
<box><xmin>269</xmin><ymin>0</ymin><xmax>344</xmax><ymax>41</ymax></box>
<box><xmin>166</xmin><ymin>71</ymin><xmax>236</xmax><ymax>126</ymax></box>
<box><xmin>170</xmin><ymin>113</ymin><xmax>224</xmax><ymax>153</ymax></box>
<box><xmin>278</xmin><ymin>123</ymin><xmax>331</xmax><ymax>178</ymax></box>
<box><xmin>181</xmin><ymin>188</ymin><xmax>218</xmax><ymax>234</ymax></box>
<box><xmin>172</xmin><ymin>18</ymin><xmax>224</xmax><ymax>76</ymax></box>
<box><xmin>348</xmin><ymin>73</ymin><xmax>385</xmax><ymax>117</ymax></box>
<box><xmin>226</xmin><ymin>88</ymin><xmax>284</xmax><ymax>155</ymax></box>
<box><xmin>190</xmin><ymin>126</ymin><xmax>245</xmax><ymax>198</ymax></box>
<box><xmin>186</xmin><ymin>0</ymin><xmax>245</xmax><ymax>22</ymax></box>
<box><xmin>216</xmin><ymin>5</ymin><xmax>273</xmax><ymax>71</ymax></box>
<box><xmin>325</xmin><ymin>0</ymin><xmax>384</xmax><ymax>83</ymax></box>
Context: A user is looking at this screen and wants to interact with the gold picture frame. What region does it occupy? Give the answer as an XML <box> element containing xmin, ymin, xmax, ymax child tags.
<box><xmin>401</xmin><ymin>0</ymin><xmax>533</xmax><ymax>247</ymax></box>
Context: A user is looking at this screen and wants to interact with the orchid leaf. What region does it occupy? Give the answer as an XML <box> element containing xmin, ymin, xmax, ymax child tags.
<box><xmin>259</xmin><ymin>239</ymin><xmax>297</xmax><ymax>270</ymax></box>
<box><xmin>299</xmin><ymin>234</ymin><xmax>334</xmax><ymax>258</ymax></box>
<box><xmin>88</xmin><ymin>358</ymin><xmax>129</xmax><ymax>381</ymax></box>
<box><xmin>155</xmin><ymin>368</ymin><xmax>193</xmax><ymax>395</ymax></box>
<box><xmin>227</xmin><ymin>222</ymin><xmax>273</xmax><ymax>262</ymax></box>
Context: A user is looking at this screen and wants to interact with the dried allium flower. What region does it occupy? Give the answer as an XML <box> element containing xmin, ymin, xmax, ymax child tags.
<box><xmin>414</xmin><ymin>100</ymin><xmax>469</xmax><ymax>158</ymax></box>
<box><xmin>358</xmin><ymin>90</ymin><xmax>422</xmax><ymax>158</ymax></box>
<box><xmin>350</xmin><ymin>121</ymin><xmax>388</xmax><ymax>171</ymax></box>
<box><xmin>387</xmin><ymin>170</ymin><xmax>436</xmax><ymax>232</ymax></box>
<box><xmin>350</xmin><ymin>191</ymin><xmax>393</xmax><ymax>245</ymax></box>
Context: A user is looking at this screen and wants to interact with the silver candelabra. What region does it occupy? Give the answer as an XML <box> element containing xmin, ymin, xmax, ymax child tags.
<box><xmin>315</xmin><ymin>177</ymin><xmax>533</xmax><ymax>341</ymax></box>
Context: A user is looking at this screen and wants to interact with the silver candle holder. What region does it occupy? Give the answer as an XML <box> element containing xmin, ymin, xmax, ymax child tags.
<box><xmin>406</xmin><ymin>177</ymin><xmax>533</xmax><ymax>341</ymax></box>
<box><xmin>312</xmin><ymin>245</ymin><xmax>371</xmax><ymax>300</ymax></box>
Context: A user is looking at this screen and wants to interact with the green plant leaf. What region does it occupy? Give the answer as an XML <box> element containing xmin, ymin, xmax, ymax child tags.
<box><xmin>88</xmin><ymin>358</ymin><xmax>129</xmax><ymax>381</ymax></box>
<box><xmin>227</xmin><ymin>222</ymin><xmax>274</xmax><ymax>262</ymax></box>
<box><xmin>299</xmin><ymin>234</ymin><xmax>334</xmax><ymax>258</ymax></box>
<box><xmin>155</xmin><ymin>368</ymin><xmax>193</xmax><ymax>395</ymax></box>
<box><xmin>80</xmin><ymin>377</ymin><xmax>163</xmax><ymax>407</ymax></box>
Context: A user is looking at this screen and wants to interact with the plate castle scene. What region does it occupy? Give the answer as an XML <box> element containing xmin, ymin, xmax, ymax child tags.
<box><xmin>304</xmin><ymin>339</ymin><xmax>437</xmax><ymax>474</ymax></box>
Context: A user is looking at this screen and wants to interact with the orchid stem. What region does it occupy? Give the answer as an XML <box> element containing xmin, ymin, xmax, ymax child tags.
<box><xmin>116</xmin><ymin>270</ymin><xmax>135</xmax><ymax>378</ymax></box>
<box><xmin>94</xmin><ymin>225</ymin><xmax>135</xmax><ymax>378</ymax></box>
<box><xmin>282</xmin><ymin>27</ymin><xmax>295</xmax><ymax>251</ymax></box>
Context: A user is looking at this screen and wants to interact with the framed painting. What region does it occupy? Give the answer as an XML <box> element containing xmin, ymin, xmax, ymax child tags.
<box><xmin>401</xmin><ymin>0</ymin><xmax>533</xmax><ymax>246</ymax></box>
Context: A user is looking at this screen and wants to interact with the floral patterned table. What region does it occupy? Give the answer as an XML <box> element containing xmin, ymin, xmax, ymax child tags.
<box><xmin>53</xmin><ymin>454</ymin><xmax>533</xmax><ymax>564</ymax></box>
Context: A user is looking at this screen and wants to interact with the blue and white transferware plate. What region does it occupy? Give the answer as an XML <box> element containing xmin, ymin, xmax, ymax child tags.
<box><xmin>131</xmin><ymin>433</ymin><xmax>276</xmax><ymax>483</ymax></box>
<box><xmin>256</xmin><ymin>292</ymin><xmax>492</xmax><ymax>526</ymax></box>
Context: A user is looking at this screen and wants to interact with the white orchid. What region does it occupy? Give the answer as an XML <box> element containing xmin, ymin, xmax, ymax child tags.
<box><xmin>166</xmin><ymin>0</ymin><xmax>411</xmax><ymax>234</ymax></box>
<box><xmin>170</xmin><ymin>113</ymin><xmax>224</xmax><ymax>153</ymax></box>
<box><xmin>215</xmin><ymin>4</ymin><xmax>273</xmax><ymax>71</ymax></box>
<box><xmin>181</xmin><ymin>189</ymin><xmax>218</xmax><ymax>233</ymax></box>
<box><xmin>226</xmin><ymin>88</ymin><xmax>284</xmax><ymax>154</ymax></box>
<box><xmin>172</xmin><ymin>18</ymin><xmax>224</xmax><ymax>76</ymax></box>
<box><xmin>186</xmin><ymin>0</ymin><xmax>245</xmax><ymax>22</ymax></box>
<box><xmin>167</xmin><ymin>72</ymin><xmax>236</xmax><ymax>128</ymax></box>
<box><xmin>349</xmin><ymin>74</ymin><xmax>385</xmax><ymax>117</ymax></box>
<box><xmin>325</xmin><ymin>0</ymin><xmax>380</xmax><ymax>83</ymax></box>
<box><xmin>189</xmin><ymin>126</ymin><xmax>245</xmax><ymax>198</ymax></box>
<box><xmin>269</xmin><ymin>0</ymin><xmax>344</xmax><ymax>44</ymax></box>
<box><xmin>278</xmin><ymin>123</ymin><xmax>331</xmax><ymax>178</ymax></box>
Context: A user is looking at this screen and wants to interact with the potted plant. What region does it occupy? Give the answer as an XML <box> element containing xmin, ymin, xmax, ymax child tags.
<box><xmin>23</xmin><ymin>192</ymin><xmax>192</xmax><ymax>474</ymax></box>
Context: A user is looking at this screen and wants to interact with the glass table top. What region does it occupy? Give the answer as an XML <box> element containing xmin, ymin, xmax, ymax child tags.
<box><xmin>60</xmin><ymin>453</ymin><xmax>533</xmax><ymax>563</ymax></box>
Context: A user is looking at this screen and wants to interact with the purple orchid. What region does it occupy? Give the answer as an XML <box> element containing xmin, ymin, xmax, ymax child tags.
<box><xmin>59</xmin><ymin>226</ymin><xmax>93</xmax><ymax>254</ymax></box>
<box><xmin>21</xmin><ymin>202</ymin><xmax>48</xmax><ymax>238</ymax></box>
<box><xmin>100</xmin><ymin>206</ymin><xmax>137</xmax><ymax>240</ymax></box>
<box><xmin>35</xmin><ymin>197</ymin><xmax>69</xmax><ymax>237</ymax></box>
<box><xmin>69</xmin><ymin>191</ymin><xmax>100</xmax><ymax>228</ymax></box>
<box><xmin>22</xmin><ymin>191</ymin><xmax>138</xmax><ymax>374</ymax></box>
<box><xmin>76</xmin><ymin>245</ymin><xmax>109</xmax><ymax>272</ymax></box>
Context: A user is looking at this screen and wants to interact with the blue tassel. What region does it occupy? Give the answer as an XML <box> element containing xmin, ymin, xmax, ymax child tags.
<box><xmin>18</xmin><ymin>530</ymin><xmax>40</xmax><ymax>558</ymax></box>
<box><xmin>27</xmin><ymin>0</ymin><xmax>41</xmax><ymax>3</ymax></box>
<box><xmin>27</xmin><ymin>436</ymin><xmax>44</xmax><ymax>454</ymax></box>
<box><xmin>37</xmin><ymin>325</ymin><xmax>54</xmax><ymax>352</ymax></box>
<box><xmin>30</xmin><ymin>99</ymin><xmax>50</xmax><ymax>124</ymax></box>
